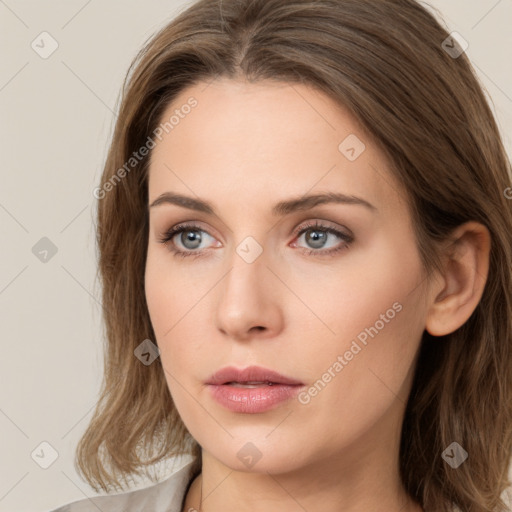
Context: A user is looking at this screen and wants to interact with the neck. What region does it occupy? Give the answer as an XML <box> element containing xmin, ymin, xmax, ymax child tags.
<box><xmin>182</xmin><ymin>373</ymin><xmax>422</xmax><ymax>512</ymax></box>
<box><xmin>182</xmin><ymin>442</ymin><xmax>423</xmax><ymax>512</ymax></box>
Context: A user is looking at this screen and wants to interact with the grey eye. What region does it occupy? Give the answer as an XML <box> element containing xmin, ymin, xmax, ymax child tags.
<box><xmin>304</xmin><ymin>229</ymin><xmax>328</xmax><ymax>249</ymax></box>
<box><xmin>179</xmin><ymin>229</ymin><xmax>203</xmax><ymax>250</ymax></box>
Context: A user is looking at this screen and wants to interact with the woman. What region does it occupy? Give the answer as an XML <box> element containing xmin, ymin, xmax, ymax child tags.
<box><xmin>51</xmin><ymin>0</ymin><xmax>512</xmax><ymax>511</ymax></box>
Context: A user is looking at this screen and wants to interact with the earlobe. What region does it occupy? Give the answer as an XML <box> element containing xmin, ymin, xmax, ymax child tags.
<box><xmin>425</xmin><ymin>221</ymin><xmax>491</xmax><ymax>337</ymax></box>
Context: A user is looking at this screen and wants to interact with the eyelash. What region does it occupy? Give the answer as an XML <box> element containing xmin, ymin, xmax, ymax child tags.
<box><xmin>157</xmin><ymin>221</ymin><xmax>354</xmax><ymax>259</ymax></box>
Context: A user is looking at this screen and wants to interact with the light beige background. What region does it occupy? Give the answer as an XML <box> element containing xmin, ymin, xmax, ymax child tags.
<box><xmin>0</xmin><ymin>1</ymin><xmax>511</xmax><ymax>511</ymax></box>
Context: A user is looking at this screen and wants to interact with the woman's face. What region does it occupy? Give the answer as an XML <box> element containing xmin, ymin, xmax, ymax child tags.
<box><xmin>145</xmin><ymin>77</ymin><xmax>432</xmax><ymax>475</ymax></box>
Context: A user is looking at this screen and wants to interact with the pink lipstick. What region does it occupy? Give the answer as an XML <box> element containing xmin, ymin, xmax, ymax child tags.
<box><xmin>205</xmin><ymin>365</ymin><xmax>304</xmax><ymax>414</ymax></box>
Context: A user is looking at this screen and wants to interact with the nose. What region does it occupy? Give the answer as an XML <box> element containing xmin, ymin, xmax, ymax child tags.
<box><xmin>215</xmin><ymin>247</ymin><xmax>284</xmax><ymax>342</ymax></box>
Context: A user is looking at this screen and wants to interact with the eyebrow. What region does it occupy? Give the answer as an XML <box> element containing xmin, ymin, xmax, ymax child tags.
<box><xmin>148</xmin><ymin>191</ymin><xmax>377</xmax><ymax>215</ymax></box>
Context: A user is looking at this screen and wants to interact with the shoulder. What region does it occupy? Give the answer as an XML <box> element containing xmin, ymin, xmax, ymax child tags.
<box><xmin>48</xmin><ymin>458</ymin><xmax>197</xmax><ymax>512</ymax></box>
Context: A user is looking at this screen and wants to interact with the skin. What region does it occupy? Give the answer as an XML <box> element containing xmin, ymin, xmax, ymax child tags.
<box><xmin>144</xmin><ymin>77</ymin><xmax>490</xmax><ymax>512</ymax></box>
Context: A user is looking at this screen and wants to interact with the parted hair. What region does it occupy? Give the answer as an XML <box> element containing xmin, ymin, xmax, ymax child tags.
<box><xmin>76</xmin><ymin>1</ymin><xmax>512</xmax><ymax>511</ymax></box>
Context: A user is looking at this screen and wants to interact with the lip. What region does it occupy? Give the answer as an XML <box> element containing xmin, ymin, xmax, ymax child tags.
<box><xmin>206</xmin><ymin>365</ymin><xmax>304</xmax><ymax>386</ymax></box>
<box><xmin>206</xmin><ymin>365</ymin><xmax>304</xmax><ymax>414</ymax></box>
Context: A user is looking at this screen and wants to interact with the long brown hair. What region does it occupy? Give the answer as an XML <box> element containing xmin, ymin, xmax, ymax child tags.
<box><xmin>76</xmin><ymin>1</ymin><xmax>512</xmax><ymax>510</ymax></box>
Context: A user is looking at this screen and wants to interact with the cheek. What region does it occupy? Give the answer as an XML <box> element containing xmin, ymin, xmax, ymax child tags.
<box><xmin>144</xmin><ymin>250</ymin><xmax>212</xmax><ymax>380</ymax></box>
<box><xmin>144</xmin><ymin>262</ymin><xmax>198</xmax><ymax>420</ymax></box>
<box><xmin>145</xmin><ymin>253</ymin><xmax>184</xmax><ymax>373</ymax></box>
<box><xmin>297</xmin><ymin>231</ymin><xmax>423</xmax><ymax>347</ymax></box>
<box><xmin>294</xmin><ymin>233</ymin><xmax>425</xmax><ymax>403</ymax></box>
<box><xmin>145</xmin><ymin>255</ymin><xmax>170</xmax><ymax>339</ymax></box>
<box><xmin>144</xmin><ymin>248</ymin><xmax>207</xmax><ymax>340</ymax></box>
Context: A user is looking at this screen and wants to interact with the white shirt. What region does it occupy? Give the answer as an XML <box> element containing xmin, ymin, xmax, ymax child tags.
<box><xmin>48</xmin><ymin>458</ymin><xmax>197</xmax><ymax>512</ymax></box>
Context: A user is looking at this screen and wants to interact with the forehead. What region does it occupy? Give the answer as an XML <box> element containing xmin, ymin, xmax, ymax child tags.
<box><xmin>147</xmin><ymin>78</ymin><xmax>403</xmax><ymax>216</ymax></box>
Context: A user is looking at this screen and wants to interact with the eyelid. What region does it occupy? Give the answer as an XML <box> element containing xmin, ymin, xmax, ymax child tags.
<box><xmin>158</xmin><ymin>219</ymin><xmax>353</xmax><ymax>257</ymax></box>
<box><xmin>291</xmin><ymin>219</ymin><xmax>353</xmax><ymax>239</ymax></box>
<box><xmin>158</xmin><ymin>220</ymin><xmax>219</xmax><ymax>241</ymax></box>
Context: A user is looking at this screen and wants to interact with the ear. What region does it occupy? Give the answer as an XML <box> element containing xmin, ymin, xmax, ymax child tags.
<box><xmin>425</xmin><ymin>221</ymin><xmax>491</xmax><ymax>337</ymax></box>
